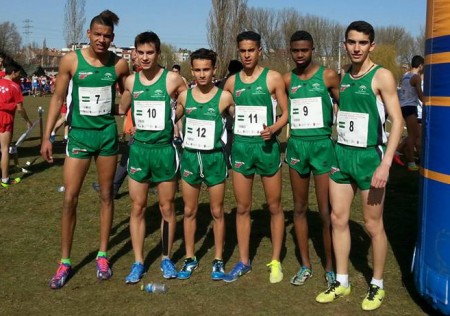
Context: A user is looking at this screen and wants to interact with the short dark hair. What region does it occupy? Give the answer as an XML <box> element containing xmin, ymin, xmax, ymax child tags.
<box><xmin>90</xmin><ymin>10</ymin><xmax>119</xmax><ymax>31</ymax></box>
<box><xmin>5</xmin><ymin>60</ymin><xmax>22</xmax><ymax>75</ymax></box>
<box><xmin>172</xmin><ymin>64</ymin><xmax>181</xmax><ymax>71</ymax></box>
<box><xmin>290</xmin><ymin>31</ymin><xmax>314</xmax><ymax>46</ymax></box>
<box><xmin>227</xmin><ymin>60</ymin><xmax>243</xmax><ymax>74</ymax></box>
<box><xmin>345</xmin><ymin>21</ymin><xmax>375</xmax><ymax>43</ymax></box>
<box><xmin>411</xmin><ymin>55</ymin><xmax>424</xmax><ymax>68</ymax></box>
<box><xmin>237</xmin><ymin>31</ymin><xmax>261</xmax><ymax>47</ymax></box>
<box><xmin>134</xmin><ymin>31</ymin><xmax>161</xmax><ymax>53</ymax></box>
<box><xmin>190</xmin><ymin>48</ymin><xmax>217</xmax><ymax>67</ymax></box>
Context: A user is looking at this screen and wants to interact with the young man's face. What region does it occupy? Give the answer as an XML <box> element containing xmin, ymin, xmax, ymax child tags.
<box><xmin>87</xmin><ymin>23</ymin><xmax>114</xmax><ymax>54</ymax></box>
<box><xmin>290</xmin><ymin>40</ymin><xmax>314</xmax><ymax>69</ymax></box>
<box><xmin>344</xmin><ymin>30</ymin><xmax>375</xmax><ymax>64</ymax></box>
<box><xmin>191</xmin><ymin>59</ymin><xmax>215</xmax><ymax>86</ymax></box>
<box><xmin>238</xmin><ymin>40</ymin><xmax>261</xmax><ymax>70</ymax></box>
<box><xmin>135</xmin><ymin>42</ymin><xmax>159</xmax><ymax>70</ymax></box>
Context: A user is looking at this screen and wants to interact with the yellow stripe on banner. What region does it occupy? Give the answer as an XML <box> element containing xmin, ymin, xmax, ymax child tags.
<box><xmin>426</xmin><ymin>0</ymin><xmax>450</xmax><ymax>39</ymax></box>
<box><xmin>424</xmin><ymin>96</ymin><xmax>450</xmax><ymax>106</ymax></box>
<box><xmin>421</xmin><ymin>168</ymin><xmax>450</xmax><ymax>185</ymax></box>
<box><xmin>425</xmin><ymin>52</ymin><xmax>450</xmax><ymax>65</ymax></box>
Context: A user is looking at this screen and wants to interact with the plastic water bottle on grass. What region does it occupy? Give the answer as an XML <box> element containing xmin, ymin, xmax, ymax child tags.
<box><xmin>141</xmin><ymin>283</ymin><xmax>168</xmax><ymax>293</ymax></box>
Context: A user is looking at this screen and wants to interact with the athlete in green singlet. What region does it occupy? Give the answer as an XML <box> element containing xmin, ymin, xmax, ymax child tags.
<box><xmin>315</xmin><ymin>21</ymin><xmax>404</xmax><ymax>311</ymax></box>
<box><xmin>283</xmin><ymin>31</ymin><xmax>340</xmax><ymax>287</ymax></box>
<box><xmin>41</xmin><ymin>10</ymin><xmax>130</xmax><ymax>289</ymax></box>
<box><xmin>222</xmin><ymin>31</ymin><xmax>288</xmax><ymax>284</ymax></box>
<box><xmin>118</xmin><ymin>32</ymin><xmax>187</xmax><ymax>283</ymax></box>
<box><xmin>175</xmin><ymin>48</ymin><xmax>234</xmax><ymax>281</ymax></box>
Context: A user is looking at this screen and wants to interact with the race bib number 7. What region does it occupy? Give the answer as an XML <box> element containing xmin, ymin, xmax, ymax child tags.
<box><xmin>337</xmin><ymin>110</ymin><xmax>369</xmax><ymax>148</ymax></box>
<box><xmin>234</xmin><ymin>105</ymin><xmax>267</xmax><ymax>136</ymax></box>
<box><xmin>79</xmin><ymin>86</ymin><xmax>112</xmax><ymax>116</ymax></box>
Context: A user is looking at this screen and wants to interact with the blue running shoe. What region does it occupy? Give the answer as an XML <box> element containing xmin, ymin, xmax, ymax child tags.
<box><xmin>211</xmin><ymin>259</ymin><xmax>225</xmax><ymax>281</ymax></box>
<box><xmin>223</xmin><ymin>261</ymin><xmax>251</xmax><ymax>283</ymax></box>
<box><xmin>325</xmin><ymin>271</ymin><xmax>336</xmax><ymax>287</ymax></box>
<box><xmin>160</xmin><ymin>258</ymin><xmax>177</xmax><ymax>279</ymax></box>
<box><xmin>125</xmin><ymin>262</ymin><xmax>145</xmax><ymax>284</ymax></box>
<box><xmin>96</xmin><ymin>256</ymin><xmax>112</xmax><ymax>280</ymax></box>
<box><xmin>49</xmin><ymin>262</ymin><xmax>72</xmax><ymax>289</ymax></box>
<box><xmin>177</xmin><ymin>257</ymin><xmax>198</xmax><ymax>280</ymax></box>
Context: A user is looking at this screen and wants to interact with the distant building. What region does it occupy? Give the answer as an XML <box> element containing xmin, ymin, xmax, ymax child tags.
<box><xmin>174</xmin><ymin>48</ymin><xmax>191</xmax><ymax>63</ymax></box>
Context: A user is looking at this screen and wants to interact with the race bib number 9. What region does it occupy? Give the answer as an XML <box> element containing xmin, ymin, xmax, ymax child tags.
<box><xmin>184</xmin><ymin>118</ymin><xmax>215</xmax><ymax>150</ymax></box>
<box><xmin>290</xmin><ymin>97</ymin><xmax>323</xmax><ymax>129</ymax></box>
<box><xmin>337</xmin><ymin>110</ymin><xmax>369</xmax><ymax>147</ymax></box>
<box><xmin>79</xmin><ymin>86</ymin><xmax>112</xmax><ymax>116</ymax></box>
<box><xmin>134</xmin><ymin>101</ymin><xmax>166</xmax><ymax>131</ymax></box>
<box><xmin>234</xmin><ymin>105</ymin><xmax>267</xmax><ymax>136</ymax></box>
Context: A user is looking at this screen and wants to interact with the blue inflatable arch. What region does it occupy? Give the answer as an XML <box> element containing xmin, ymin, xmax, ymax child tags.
<box><xmin>413</xmin><ymin>0</ymin><xmax>450</xmax><ymax>314</ymax></box>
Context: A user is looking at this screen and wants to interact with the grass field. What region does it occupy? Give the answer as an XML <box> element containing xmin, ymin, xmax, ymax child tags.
<box><xmin>0</xmin><ymin>95</ymin><xmax>435</xmax><ymax>315</ymax></box>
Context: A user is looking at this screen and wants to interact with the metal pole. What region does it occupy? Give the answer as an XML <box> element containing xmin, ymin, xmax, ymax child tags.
<box><xmin>38</xmin><ymin>106</ymin><xmax>44</xmax><ymax>143</ymax></box>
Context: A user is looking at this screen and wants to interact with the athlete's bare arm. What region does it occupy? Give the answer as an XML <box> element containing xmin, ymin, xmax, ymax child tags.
<box><xmin>411</xmin><ymin>74</ymin><xmax>424</xmax><ymax>103</ymax></box>
<box><xmin>371</xmin><ymin>68</ymin><xmax>404</xmax><ymax>188</ymax></box>
<box><xmin>219</xmin><ymin>90</ymin><xmax>235</xmax><ymax>114</ymax></box>
<box><xmin>115</xmin><ymin>57</ymin><xmax>131</xmax><ymax>94</ymax></box>
<box><xmin>167</xmin><ymin>71</ymin><xmax>188</xmax><ymax>100</ymax></box>
<box><xmin>265</xmin><ymin>70</ymin><xmax>288</xmax><ymax>136</ymax></box>
<box><xmin>175</xmin><ymin>90</ymin><xmax>187</xmax><ymax>122</ymax></box>
<box><xmin>40</xmin><ymin>52</ymin><xmax>77</xmax><ymax>163</ymax></box>
<box><xmin>118</xmin><ymin>74</ymin><xmax>134</xmax><ymax>115</ymax></box>
<box><xmin>324</xmin><ymin>68</ymin><xmax>340</xmax><ymax>103</ymax></box>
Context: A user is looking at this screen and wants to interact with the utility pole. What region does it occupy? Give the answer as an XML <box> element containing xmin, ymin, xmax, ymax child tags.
<box><xmin>23</xmin><ymin>19</ymin><xmax>33</xmax><ymax>45</ymax></box>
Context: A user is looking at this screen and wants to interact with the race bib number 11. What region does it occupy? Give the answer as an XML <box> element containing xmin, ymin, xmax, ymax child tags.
<box><xmin>234</xmin><ymin>105</ymin><xmax>267</xmax><ymax>136</ymax></box>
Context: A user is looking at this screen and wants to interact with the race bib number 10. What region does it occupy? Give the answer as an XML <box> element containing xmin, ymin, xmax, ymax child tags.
<box><xmin>234</xmin><ymin>105</ymin><xmax>267</xmax><ymax>136</ymax></box>
<box><xmin>134</xmin><ymin>101</ymin><xmax>166</xmax><ymax>131</ymax></box>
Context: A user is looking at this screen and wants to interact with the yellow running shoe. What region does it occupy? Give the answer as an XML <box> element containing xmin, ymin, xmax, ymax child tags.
<box><xmin>1</xmin><ymin>177</ymin><xmax>21</xmax><ymax>188</ymax></box>
<box><xmin>361</xmin><ymin>284</ymin><xmax>385</xmax><ymax>311</ymax></box>
<box><xmin>316</xmin><ymin>281</ymin><xmax>351</xmax><ymax>303</ymax></box>
<box><xmin>267</xmin><ymin>260</ymin><xmax>283</xmax><ymax>283</ymax></box>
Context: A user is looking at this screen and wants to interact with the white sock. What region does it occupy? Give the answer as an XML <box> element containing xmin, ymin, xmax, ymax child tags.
<box><xmin>2</xmin><ymin>177</ymin><xmax>9</xmax><ymax>184</ymax></box>
<box><xmin>51</xmin><ymin>131</ymin><xmax>56</xmax><ymax>136</ymax></box>
<box><xmin>371</xmin><ymin>278</ymin><xmax>383</xmax><ymax>289</ymax></box>
<box><xmin>336</xmin><ymin>274</ymin><xmax>349</xmax><ymax>288</ymax></box>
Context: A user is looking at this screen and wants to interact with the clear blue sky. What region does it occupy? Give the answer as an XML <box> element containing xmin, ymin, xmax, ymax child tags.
<box><xmin>0</xmin><ymin>0</ymin><xmax>426</xmax><ymax>50</ymax></box>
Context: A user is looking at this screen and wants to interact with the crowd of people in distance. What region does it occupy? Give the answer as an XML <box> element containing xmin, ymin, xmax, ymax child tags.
<box><xmin>1</xmin><ymin>8</ymin><xmax>427</xmax><ymax>312</ymax></box>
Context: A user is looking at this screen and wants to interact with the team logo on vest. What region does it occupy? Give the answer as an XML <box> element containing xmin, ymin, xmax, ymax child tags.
<box><xmin>330</xmin><ymin>166</ymin><xmax>340</xmax><ymax>174</ymax></box>
<box><xmin>252</xmin><ymin>86</ymin><xmax>265</xmax><ymax>95</ymax></box>
<box><xmin>291</xmin><ymin>85</ymin><xmax>302</xmax><ymax>93</ymax></box>
<box><xmin>186</xmin><ymin>107</ymin><xmax>197</xmax><ymax>115</ymax></box>
<box><xmin>355</xmin><ymin>85</ymin><xmax>370</xmax><ymax>95</ymax></box>
<box><xmin>340</xmin><ymin>84</ymin><xmax>350</xmax><ymax>92</ymax></box>
<box><xmin>129</xmin><ymin>166</ymin><xmax>142</xmax><ymax>174</ymax></box>
<box><xmin>234</xmin><ymin>161</ymin><xmax>245</xmax><ymax>168</ymax></box>
<box><xmin>0</xmin><ymin>86</ymin><xmax>9</xmax><ymax>93</ymax></box>
<box><xmin>101</xmin><ymin>72</ymin><xmax>115</xmax><ymax>82</ymax></box>
<box><xmin>310</xmin><ymin>82</ymin><xmax>323</xmax><ymax>92</ymax></box>
<box><xmin>235</xmin><ymin>88</ymin><xmax>246</xmax><ymax>97</ymax></box>
<box><xmin>78</xmin><ymin>72</ymin><xmax>93</xmax><ymax>79</ymax></box>
<box><xmin>205</xmin><ymin>108</ymin><xmax>217</xmax><ymax>117</ymax></box>
<box><xmin>133</xmin><ymin>90</ymin><xmax>145</xmax><ymax>99</ymax></box>
<box><xmin>183</xmin><ymin>169</ymin><xmax>193</xmax><ymax>177</ymax></box>
<box><xmin>153</xmin><ymin>89</ymin><xmax>164</xmax><ymax>97</ymax></box>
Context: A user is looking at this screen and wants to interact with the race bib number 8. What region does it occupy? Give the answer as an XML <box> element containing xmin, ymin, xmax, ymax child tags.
<box><xmin>79</xmin><ymin>86</ymin><xmax>112</xmax><ymax>116</ymax></box>
<box><xmin>184</xmin><ymin>118</ymin><xmax>215</xmax><ymax>150</ymax></box>
<box><xmin>234</xmin><ymin>105</ymin><xmax>267</xmax><ymax>136</ymax></box>
<box><xmin>134</xmin><ymin>101</ymin><xmax>165</xmax><ymax>131</ymax></box>
<box><xmin>337</xmin><ymin>110</ymin><xmax>369</xmax><ymax>147</ymax></box>
<box><xmin>290</xmin><ymin>97</ymin><xmax>323</xmax><ymax>129</ymax></box>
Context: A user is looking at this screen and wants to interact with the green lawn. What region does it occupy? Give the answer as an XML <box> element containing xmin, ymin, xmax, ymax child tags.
<box><xmin>0</xmin><ymin>95</ymin><xmax>433</xmax><ymax>315</ymax></box>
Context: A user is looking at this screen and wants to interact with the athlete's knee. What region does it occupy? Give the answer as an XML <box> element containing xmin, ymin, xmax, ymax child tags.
<box><xmin>293</xmin><ymin>201</ymin><xmax>308</xmax><ymax>217</ymax></box>
<box><xmin>364</xmin><ymin>218</ymin><xmax>385</xmax><ymax>237</ymax></box>
<box><xmin>330</xmin><ymin>209</ymin><xmax>348</xmax><ymax>230</ymax></box>
<box><xmin>210</xmin><ymin>205</ymin><xmax>224</xmax><ymax>221</ymax></box>
<box><xmin>267</xmin><ymin>201</ymin><xmax>283</xmax><ymax>216</ymax></box>
<box><xmin>159</xmin><ymin>201</ymin><xmax>175</xmax><ymax>219</ymax></box>
<box><xmin>183</xmin><ymin>205</ymin><xmax>197</xmax><ymax>219</ymax></box>
<box><xmin>236</xmin><ymin>203</ymin><xmax>251</xmax><ymax>216</ymax></box>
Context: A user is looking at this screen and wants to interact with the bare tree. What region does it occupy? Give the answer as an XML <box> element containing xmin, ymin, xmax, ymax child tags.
<box><xmin>0</xmin><ymin>22</ymin><xmax>22</xmax><ymax>56</ymax></box>
<box><xmin>159</xmin><ymin>43</ymin><xmax>177</xmax><ymax>69</ymax></box>
<box><xmin>375</xmin><ymin>26</ymin><xmax>414</xmax><ymax>66</ymax></box>
<box><xmin>207</xmin><ymin>0</ymin><xmax>248</xmax><ymax>78</ymax></box>
<box><xmin>64</xmin><ymin>0</ymin><xmax>86</xmax><ymax>47</ymax></box>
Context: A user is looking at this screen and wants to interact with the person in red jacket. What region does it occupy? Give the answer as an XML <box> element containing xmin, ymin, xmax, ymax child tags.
<box><xmin>0</xmin><ymin>60</ymin><xmax>32</xmax><ymax>187</ymax></box>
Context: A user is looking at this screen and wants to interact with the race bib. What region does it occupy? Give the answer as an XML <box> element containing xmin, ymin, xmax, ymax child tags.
<box><xmin>234</xmin><ymin>105</ymin><xmax>267</xmax><ymax>136</ymax></box>
<box><xmin>134</xmin><ymin>101</ymin><xmax>165</xmax><ymax>131</ymax></box>
<box><xmin>337</xmin><ymin>110</ymin><xmax>369</xmax><ymax>147</ymax></box>
<box><xmin>79</xmin><ymin>86</ymin><xmax>112</xmax><ymax>116</ymax></box>
<box><xmin>184</xmin><ymin>118</ymin><xmax>215</xmax><ymax>150</ymax></box>
<box><xmin>290</xmin><ymin>97</ymin><xmax>324</xmax><ymax>129</ymax></box>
